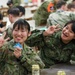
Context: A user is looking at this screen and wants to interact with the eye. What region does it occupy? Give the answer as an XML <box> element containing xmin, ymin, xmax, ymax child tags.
<box><xmin>14</xmin><ymin>29</ymin><xmax>18</xmax><ymax>31</ymax></box>
<box><xmin>65</xmin><ymin>26</ymin><xmax>68</xmax><ymax>29</ymax></box>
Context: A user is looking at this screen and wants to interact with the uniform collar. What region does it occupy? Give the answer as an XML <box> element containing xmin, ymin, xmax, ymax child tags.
<box><xmin>56</xmin><ymin>9</ymin><xmax>64</xmax><ymax>13</ymax></box>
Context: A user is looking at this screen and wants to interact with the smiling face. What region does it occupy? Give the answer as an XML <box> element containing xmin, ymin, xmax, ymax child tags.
<box><xmin>12</xmin><ymin>25</ymin><xmax>30</xmax><ymax>45</ymax></box>
<box><xmin>61</xmin><ymin>23</ymin><xmax>75</xmax><ymax>44</ymax></box>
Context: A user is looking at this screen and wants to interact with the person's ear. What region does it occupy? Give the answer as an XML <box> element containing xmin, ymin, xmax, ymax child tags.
<box><xmin>28</xmin><ymin>31</ymin><xmax>31</xmax><ymax>37</ymax></box>
<box><xmin>9</xmin><ymin>14</ymin><xmax>12</xmax><ymax>19</ymax></box>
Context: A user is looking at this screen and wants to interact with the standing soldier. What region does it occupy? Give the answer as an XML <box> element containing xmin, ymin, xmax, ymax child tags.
<box><xmin>33</xmin><ymin>0</ymin><xmax>60</xmax><ymax>26</ymax></box>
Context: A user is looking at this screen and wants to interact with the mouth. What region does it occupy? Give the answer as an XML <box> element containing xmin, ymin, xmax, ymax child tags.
<box><xmin>62</xmin><ymin>32</ymin><xmax>68</xmax><ymax>37</ymax></box>
<box><xmin>15</xmin><ymin>37</ymin><xmax>22</xmax><ymax>40</ymax></box>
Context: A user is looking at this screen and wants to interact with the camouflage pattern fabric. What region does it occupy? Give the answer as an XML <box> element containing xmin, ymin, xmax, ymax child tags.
<box><xmin>26</xmin><ymin>30</ymin><xmax>75</xmax><ymax>68</ymax></box>
<box><xmin>5</xmin><ymin>27</ymin><xmax>13</xmax><ymax>40</ymax></box>
<box><xmin>0</xmin><ymin>40</ymin><xmax>44</xmax><ymax>75</ymax></box>
<box><xmin>33</xmin><ymin>0</ymin><xmax>55</xmax><ymax>26</ymax></box>
<box><xmin>66</xmin><ymin>0</ymin><xmax>72</xmax><ymax>4</ymax></box>
<box><xmin>47</xmin><ymin>10</ymin><xmax>75</xmax><ymax>28</ymax></box>
<box><xmin>13</xmin><ymin>0</ymin><xmax>20</xmax><ymax>7</ymax></box>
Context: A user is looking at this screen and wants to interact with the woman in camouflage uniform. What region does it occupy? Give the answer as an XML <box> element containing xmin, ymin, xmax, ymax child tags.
<box><xmin>0</xmin><ymin>19</ymin><xmax>44</xmax><ymax>75</ymax></box>
<box><xmin>26</xmin><ymin>20</ymin><xmax>75</xmax><ymax>68</ymax></box>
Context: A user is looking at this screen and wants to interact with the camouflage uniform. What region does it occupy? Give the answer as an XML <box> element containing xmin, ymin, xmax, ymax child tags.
<box><xmin>33</xmin><ymin>0</ymin><xmax>56</xmax><ymax>26</ymax></box>
<box><xmin>47</xmin><ymin>10</ymin><xmax>75</xmax><ymax>28</ymax></box>
<box><xmin>5</xmin><ymin>27</ymin><xmax>13</xmax><ymax>40</ymax></box>
<box><xmin>66</xmin><ymin>0</ymin><xmax>72</xmax><ymax>4</ymax></box>
<box><xmin>26</xmin><ymin>30</ymin><xmax>75</xmax><ymax>68</ymax></box>
<box><xmin>5</xmin><ymin>19</ymin><xmax>20</xmax><ymax>40</ymax></box>
<box><xmin>13</xmin><ymin>0</ymin><xmax>20</xmax><ymax>7</ymax></box>
<box><xmin>0</xmin><ymin>39</ymin><xmax>44</xmax><ymax>75</ymax></box>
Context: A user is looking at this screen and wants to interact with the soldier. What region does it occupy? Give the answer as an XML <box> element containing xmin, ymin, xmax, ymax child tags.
<box><xmin>7</xmin><ymin>0</ymin><xmax>20</xmax><ymax>8</ymax></box>
<box><xmin>0</xmin><ymin>19</ymin><xmax>45</xmax><ymax>75</ymax></box>
<box><xmin>47</xmin><ymin>0</ymin><xmax>75</xmax><ymax>28</ymax></box>
<box><xmin>7</xmin><ymin>0</ymin><xmax>13</xmax><ymax>8</ymax></box>
<box><xmin>26</xmin><ymin>20</ymin><xmax>75</xmax><ymax>68</ymax></box>
<box><xmin>5</xmin><ymin>7</ymin><xmax>20</xmax><ymax>40</ymax></box>
<box><xmin>33</xmin><ymin>0</ymin><xmax>60</xmax><ymax>26</ymax></box>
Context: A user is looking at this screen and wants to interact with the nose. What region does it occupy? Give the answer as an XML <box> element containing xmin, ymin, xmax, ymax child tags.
<box><xmin>17</xmin><ymin>31</ymin><xmax>21</xmax><ymax>35</ymax></box>
<box><xmin>65</xmin><ymin>30</ymin><xmax>69</xmax><ymax>34</ymax></box>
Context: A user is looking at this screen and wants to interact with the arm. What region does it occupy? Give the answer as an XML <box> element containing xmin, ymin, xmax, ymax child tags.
<box><xmin>0</xmin><ymin>32</ymin><xmax>10</xmax><ymax>58</ymax></box>
<box><xmin>26</xmin><ymin>29</ymin><xmax>45</xmax><ymax>47</ymax></box>
<box><xmin>43</xmin><ymin>25</ymin><xmax>60</xmax><ymax>36</ymax></box>
<box><xmin>0</xmin><ymin>26</ymin><xmax>6</xmax><ymax>33</ymax></box>
<box><xmin>0</xmin><ymin>36</ymin><xmax>9</xmax><ymax>62</ymax></box>
<box><xmin>14</xmin><ymin>47</ymin><xmax>45</xmax><ymax>72</ymax></box>
<box><xmin>26</xmin><ymin>25</ymin><xmax>60</xmax><ymax>47</ymax></box>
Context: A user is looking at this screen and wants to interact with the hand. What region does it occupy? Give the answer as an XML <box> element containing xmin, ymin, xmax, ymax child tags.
<box><xmin>0</xmin><ymin>27</ymin><xmax>5</xmax><ymax>33</ymax></box>
<box><xmin>43</xmin><ymin>25</ymin><xmax>60</xmax><ymax>36</ymax></box>
<box><xmin>13</xmin><ymin>47</ymin><xmax>22</xmax><ymax>58</ymax></box>
<box><xmin>0</xmin><ymin>32</ymin><xmax>10</xmax><ymax>47</ymax></box>
<box><xmin>0</xmin><ymin>36</ymin><xmax>5</xmax><ymax>47</ymax></box>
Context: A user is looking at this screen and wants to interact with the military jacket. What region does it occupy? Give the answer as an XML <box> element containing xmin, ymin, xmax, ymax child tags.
<box><xmin>0</xmin><ymin>40</ymin><xmax>44</xmax><ymax>75</ymax></box>
<box><xmin>33</xmin><ymin>0</ymin><xmax>55</xmax><ymax>26</ymax></box>
<box><xmin>13</xmin><ymin>0</ymin><xmax>20</xmax><ymax>7</ymax></box>
<box><xmin>5</xmin><ymin>27</ymin><xmax>13</xmax><ymax>40</ymax></box>
<box><xmin>47</xmin><ymin>10</ymin><xmax>75</xmax><ymax>28</ymax></box>
<box><xmin>26</xmin><ymin>30</ymin><xmax>75</xmax><ymax>68</ymax></box>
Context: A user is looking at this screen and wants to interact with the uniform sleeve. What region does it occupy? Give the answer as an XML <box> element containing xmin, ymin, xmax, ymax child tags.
<box><xmin>71</xmin><ymin>44</ymin><xmax>75</xmax><ymax>59</ymax></box>
<box><xmin>13</xmin><ymin>0</ymin><xmax>20</xmax><ymax>7</ymax></box>
<box><xmin>0</xmin><ymin>43</ymin><xmax>8</xmax><ymax>62</ymax></box>
<box><xmin>18</xmin><ymin>48</ymin><xmax>45</xmax><ymax>72</ymax></box>
<box><xmin>33</xmin><ymin>1</ymin><xmax>50</xmax><ymax>26</ymax></box>
<box><xmin>5</xmin><ymin>28</ymin><xmax>13</xmax><ymax>40</ymax></box>
<box><xmin>69</xmin><ymin>12</ymin><xmax>75</xmax><ymax>20</ymax></box>
<box><xmin>26</xmin><ymin>29</ymin><xmax>45</xmax><ymax>47</ymax></box>
<box><xmin>47</xmin><ymin>16</ymin><xmax>52</xmax><ymax>26</ymax></box>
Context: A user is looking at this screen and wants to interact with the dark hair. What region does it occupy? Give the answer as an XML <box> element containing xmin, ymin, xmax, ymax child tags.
<box><xmin>7</xmin><ymin>7</ymin><xmax>20</xmax><ymax>16</ymax></box>
<box><xmin>56</xmin><ymin>0</ymin><xmax>66</xmax><ymax>9</ymax></box>
<box><xmin>67</xmin><ymin>3</ymin><xmax>75</xmax><ymax>9</ymax></box>
<box><xmin>72</xmin><ymin>0</ymin><xmax>75</xmax><ymax>1</ymax></box>
<box><xmin>64</xmin><ymin>20</ymin><xmax>75</xmax><ymax>33</ymax></box>
<box><xmin>0</xmin><ymin>13</ymin><xmax>3</xmax><ymax>20</ymax></box>
<box><xmin>13</xmin><ymin>19</ymin><xmax>30</xmax><ymax>32</ymax></box>
<box><xmin>7</xmin><ymin>0</ymin><xmax>13</xmax><ymax>6</ymax></box>
<box><xmin>16</xmin><ymin>6</ymin><xmax>25</xmax><ymax>15</ymax></box>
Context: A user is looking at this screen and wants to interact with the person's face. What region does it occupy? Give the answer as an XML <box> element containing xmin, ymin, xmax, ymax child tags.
<box><xmin>70</xmin><ymin>8</ymin><xmax>75</xmax><ymax>12</ymax></box>
<box><xmin>8</xmin><ymin>14</ymin><xmax>13</xmax><ymax>23</ymax></box>
<box><xmin>9</xmin><ymin>4</ymin><xmax>13</xmax><ymax>8</ymax></box>
<box><xmin>61</xmin><ymin>24</ymin><xmax>75</xmax><ymax>44</ymax></box>
<box><xmin>72</xmin><ymin>1</ymin><xmax>75</xmax><ymax>5</ymax></box>
<box><xmin>12</xmin><ymin>25</ymin><xmax>30</xmax><ymax>45</ymax></box>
